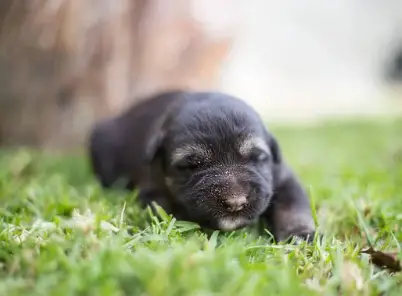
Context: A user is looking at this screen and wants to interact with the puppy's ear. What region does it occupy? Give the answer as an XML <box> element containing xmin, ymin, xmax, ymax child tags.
<box><xmin>88</xmin><ymin>119</ymin><xmax>121</xmax><ymax>188</ymax></box>
<box><xmin>145</xmin><ymin>124</ymin><xmax>169</xmax><ymax>188</ymax></box>
<box><xmin>144</xmin><ymin>102</ymin><xmax>178</xmax><ymax>165</ymax></box>
<box><xmin>268</xmin><ymin>134</ymin><xmax>283</xmax><ymax>164</ymax></box>
<box><xmin>266</xmin><ymin>133</ymin><xmax>288</xmax><ymax>188</ymax></box>
<box><xmin>145</xmin><ymin>128</ymin><xmax>166</xmax><ymax>164</ymax></box>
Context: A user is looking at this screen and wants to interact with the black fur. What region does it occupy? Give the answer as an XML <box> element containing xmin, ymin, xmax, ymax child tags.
<box><xmin>88</xmin><ymin>90</ymin><xmax>315</xmax><ymax>242</ymax></box>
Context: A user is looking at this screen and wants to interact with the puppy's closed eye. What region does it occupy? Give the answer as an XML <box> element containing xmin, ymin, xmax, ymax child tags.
<box><xmin>239</xmin><ymin>136</ymin><xmax>271</xmax><ymax>163</ymax></box>
<box><xmin>174</xmin><ymin>156</ymin><xmax>204</xmax><ymax>171</ymax></box>
<box><xmin>171</xmin><ymin>144</ymin><xmax>210</xmax><ymax>169</ymax></box>
<box><xmin>250</xmin><ymin>150</ymin><xmax>270</xmax><ymax>163</ymax></box>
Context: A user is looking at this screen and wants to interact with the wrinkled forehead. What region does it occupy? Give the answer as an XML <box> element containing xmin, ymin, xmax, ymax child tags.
<box><xmin>167</xmin><ymin>104</ymin><xmax>270</xmax><ymax>164</ymax></box>
<box><xmin>170</xmin><ymin>133</ymin><xmax>270</xmax><ymax>165</ymax></box>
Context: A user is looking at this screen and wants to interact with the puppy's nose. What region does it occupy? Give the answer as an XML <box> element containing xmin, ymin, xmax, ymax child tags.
<box><xmin>224</xmin><ymin>195</ymin><xmax>247</xmax><ymax>212</ymax></box>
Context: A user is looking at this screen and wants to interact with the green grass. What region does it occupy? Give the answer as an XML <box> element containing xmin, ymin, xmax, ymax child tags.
<box><xmin>1</xmin><ymin>118</ymin><xmax>402</xmax><ymax>295</ymax></box>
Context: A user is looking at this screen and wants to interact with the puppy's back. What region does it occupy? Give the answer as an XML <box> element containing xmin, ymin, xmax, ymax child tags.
<box><xmin>89</xmin><ymin>90</ymin><xmax>186</xmax><ymax>189</ymax></box>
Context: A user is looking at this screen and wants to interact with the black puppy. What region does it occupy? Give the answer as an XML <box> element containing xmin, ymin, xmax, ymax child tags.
<box><xmin>89</xmin><ymin>90</ymin><xmax>315</xmax><ymax>242</ymax></box>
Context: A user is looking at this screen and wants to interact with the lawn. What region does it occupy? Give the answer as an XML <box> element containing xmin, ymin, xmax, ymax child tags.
<box><xmin>1</xmin><ymin>118</ymin><xmax>402</xmax><ymax>296</ymax></box>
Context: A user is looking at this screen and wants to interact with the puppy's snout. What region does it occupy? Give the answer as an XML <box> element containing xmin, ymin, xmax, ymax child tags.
<box><xmin>221</xmin><ymin>171</ymin><xmax>249</xmax><ymax>212</ymax></box>
<box><xmin>224</xmin><ymin>194</ymin><xmax>247</xmax><ymax>212</ymax></box>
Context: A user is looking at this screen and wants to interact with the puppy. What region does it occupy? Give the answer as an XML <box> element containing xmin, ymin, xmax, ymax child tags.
<box><xmin>89</xmin><ymin>90</ymin><xmax>315</xmax><ymax>242</ymax></box>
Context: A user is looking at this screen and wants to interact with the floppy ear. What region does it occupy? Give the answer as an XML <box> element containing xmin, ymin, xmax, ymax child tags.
<box><xmin>144</xmin><ymin>103</ymin><xmax>177</xmax><ymax>166</ymax></box>
<box><xmin>267</xmin><ymin>134</ymin><xmax>283</xmax><ymax>165</ymax></box>
<box><xmin>265</xmin><ymin>133</ymin><xmax>289</xmax><ymax>188</ymax></box>
<box><xmin>145</xmin><ymin>128</ymin><xmax>166</xmax><ymax>164</ymax></box>
<box><xmin>88</xmin><ymin>119</ymin><xmax>121</xmax><ymax>188</ymax></box>
<box><xmin>143</xmin><ymin>109</ymin><xmax>173</xmax><ymax>178</ymax></box>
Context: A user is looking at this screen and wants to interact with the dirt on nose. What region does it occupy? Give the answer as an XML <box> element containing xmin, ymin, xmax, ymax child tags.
<box><xmin>219</xmin><ymin>170</ymin><xmax>248</xmax><ymax>200</ymax></box>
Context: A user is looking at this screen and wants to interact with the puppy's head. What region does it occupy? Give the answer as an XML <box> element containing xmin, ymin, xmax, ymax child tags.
<box><xmin>147</xmin><ymin>93</ymin><xmax>282</xmax><ymax>231</ymax></box>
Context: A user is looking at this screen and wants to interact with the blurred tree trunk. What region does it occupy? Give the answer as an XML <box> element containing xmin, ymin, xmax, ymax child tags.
<box><xmin>0</xmin><ymin>0</ymin><xmax>234</xmax><ymax>152</ymax></box>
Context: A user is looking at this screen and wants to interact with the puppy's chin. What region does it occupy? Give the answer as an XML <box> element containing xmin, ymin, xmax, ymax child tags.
<box><xmin>217</xmin><ymin>216</ymin><xmax>251</xmax><ymax>231</ymax></box>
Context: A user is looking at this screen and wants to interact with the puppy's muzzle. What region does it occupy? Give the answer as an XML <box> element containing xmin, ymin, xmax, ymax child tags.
<box><xmin>217</xmin><ymin>170</ymin><xmax>251</xmax><ymax>212</ymax></box>
<box><xmin>224</xmin><ymin>194</ymin><xmax>247</xmax><ymax>212</ymax></box>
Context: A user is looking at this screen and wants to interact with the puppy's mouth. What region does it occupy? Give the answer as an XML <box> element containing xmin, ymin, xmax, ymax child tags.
<box><xmin>217</xmin><ymin>215</ymin><xmax>252</xmax><ymax>231</ymax></box>
<box><xmin>215</xmin><ymin>202</ymin><xmax>264</xmax><ymax>232</ymax></box>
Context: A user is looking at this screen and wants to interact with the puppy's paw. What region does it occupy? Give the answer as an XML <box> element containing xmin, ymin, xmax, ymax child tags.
<box><xmin>276</xmin><ymin>226</ymin><xmax>317</xmax><ymax>245</ymax></box>
<box><xmin>289</xmin><ymin>231</ymin><xmax>316</xmax><ymax>245</ymax></box>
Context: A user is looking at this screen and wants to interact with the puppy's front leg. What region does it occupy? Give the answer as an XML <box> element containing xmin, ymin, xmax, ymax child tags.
<box><xmin>137</xmin><ymin>188</ymin><xmax>172</xmax><ymax>213</ymax></box>
<box><xmin>263</xmin><ymin>165</ymin><xmax>316</xmax><ymax>243</ymax></box>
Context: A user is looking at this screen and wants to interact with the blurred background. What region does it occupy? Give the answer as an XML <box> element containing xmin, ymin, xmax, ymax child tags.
<box><xmin>1</xmin><ymin>0</ymin><xmax>402</xmax><ymax>152</ymax></box>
